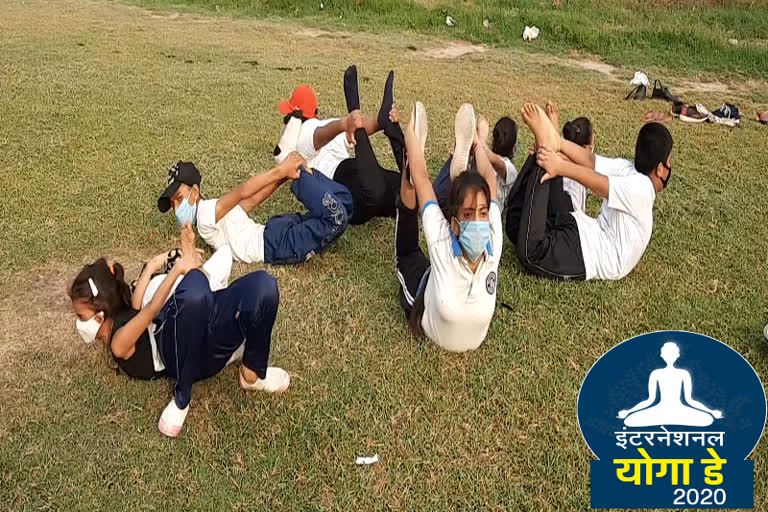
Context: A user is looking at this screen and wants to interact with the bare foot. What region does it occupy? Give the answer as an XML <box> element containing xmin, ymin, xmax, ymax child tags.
<box><xmin>476</xmin><ymin>114</ymin><xmax>490</xmax><ymax>144</ymax></box>
<box><xmin>389</xmin><ymin>105</ymin><xmax>401</xmax><ymax>124</ymax></box>
<box><xmin>278</xmin><ymin>151</ymin><xmax>304</xmax><ymax>179</ymax></box>
<box><xmin>545</xmin><ymin>101</ymin><xmax>560</xmax><ymax>128</ymax></box>
<box><xmin>521</xmin><ymin>102</ymin><xmax>560</xmax><ymax>152</ymax></box>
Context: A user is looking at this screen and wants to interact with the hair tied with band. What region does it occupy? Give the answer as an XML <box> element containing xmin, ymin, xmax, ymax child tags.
<box><xmin>88</xmin><ymin>277</ymin><xmax>99</xmax><ymax>297</ymax></box>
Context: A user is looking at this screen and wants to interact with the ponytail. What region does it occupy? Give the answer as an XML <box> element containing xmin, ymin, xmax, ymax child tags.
<box><xmin>69</xmin><ymin>258</ymin><xmax>132</xmax><ymax>318</ymax></box>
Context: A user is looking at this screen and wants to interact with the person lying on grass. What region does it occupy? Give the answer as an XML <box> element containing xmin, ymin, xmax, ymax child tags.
<box><xmin>69</xmin><ymin>226</ymin><xmax>290</xmax><ymax>438</ymax></box>
<box><xmin>274</xmin><ymin>66</ymin><xmax>407</xmax><ymax>226</ymax></box>
<box><xmin>506</xmin><ymin>102</ymin><xmax>672</xmax><ymax>281</ymax></box>
<box><xmin>433</xmin><ymin>110</ymin><xmax>519</xmax><ymax>214</ymax></box>
<box><xmin>157</xmin><ymin>152</ymin><xmax>352</xmax><ymax>266</ymax></box>
<box><xmin>395</xmin><ymin>101</ymin><xmax>502</xmax><ymax>352</ymax></box>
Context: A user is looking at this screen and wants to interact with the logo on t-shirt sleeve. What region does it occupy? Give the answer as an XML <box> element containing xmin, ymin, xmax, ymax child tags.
<box><xmin>486</xmin><ymin>271</ymin><xmax>497</xmax><ymax>294</ymax></box>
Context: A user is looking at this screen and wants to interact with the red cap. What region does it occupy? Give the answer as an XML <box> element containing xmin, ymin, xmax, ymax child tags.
<box><xmin>278</xmin><ymin>85</ymin><xmax>318</xmax><ymax>119</ymax></box>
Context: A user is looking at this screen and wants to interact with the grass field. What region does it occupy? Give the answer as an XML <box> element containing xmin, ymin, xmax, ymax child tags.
<box><xmin>129</xmin><ymin>0</ymin><xmax>768</xmax><ymax>79</ymax></box>
<box><xmin>1</xmin><ymin>0</ymin><xmax>768</xmax><ymax>510</ymax></box>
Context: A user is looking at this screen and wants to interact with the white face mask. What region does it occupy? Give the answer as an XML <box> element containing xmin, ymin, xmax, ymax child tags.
<box><xmin>76</xmin><ymin>311</ymin><xmax>104</xmax><ymax>345</ymax></box>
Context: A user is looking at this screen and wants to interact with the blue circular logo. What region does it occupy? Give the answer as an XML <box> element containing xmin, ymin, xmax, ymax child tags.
<box><xmin>577</xmin><ymin>331</ymin><xmax>765</xmax><ymax>508</ymax></box>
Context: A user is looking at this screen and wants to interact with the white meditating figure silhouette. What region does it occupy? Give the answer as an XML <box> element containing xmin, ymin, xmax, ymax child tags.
<box><xmin>618</xmin><ymin>342</ymin><xmax>723</xmax><ymax>427</ymax></box>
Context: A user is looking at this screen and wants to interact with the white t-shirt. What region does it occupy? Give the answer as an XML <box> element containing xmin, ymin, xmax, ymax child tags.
<box><xmin>563</xmin><ymin>177</ymin><xmax>587</xmax><ymax>212</ymax></box>
<box><xmin>570</xmin><ymin>155</ymin><xmax>656</xmax><ymax>281</ymax></box>
<box><xmin>420</xmin><ymin>200</ymin><xmax>503</xmax><ymax>352</ymax></box>
<box><xmin>496</xmin><ymin>157</ymin><xmax>518</xmax><ymax>209</ymax></box>
<box><xmin>564</xmin><ymin>153</ymin><xmax>635</xmax><ymax>212</ymax></box>
<box><xmin>296</xmin><ymin>118</ymin><xmax>352</xmax><ymax>179</ymax></box>
<box><xmin>196</xmin><ymin>199</ymin><xmax>265</xmax><ymax>263</ymax></box>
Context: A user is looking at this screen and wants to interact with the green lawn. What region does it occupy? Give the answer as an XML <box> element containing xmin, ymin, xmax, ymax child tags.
<box><xmin>1</xmin><ymin>0</ymin><xmax>768</xmax><ymax>510</ymax></box>
<box><xmin>128</xmin><ymin>0</ymin><xmax>768</xmax><ymax>79</ymax></box>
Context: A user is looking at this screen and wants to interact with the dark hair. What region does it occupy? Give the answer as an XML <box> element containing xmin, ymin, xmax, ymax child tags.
<box><xmin>408</xmin><ymin>293</ymin><xmax>427</xmax><ymax>338</ymax></box>
<box><xmin>447</xmin><ymin>170</ymin><xmax>492</xmax><ymax>220</ymax></box>
<box><xmin>491</xmin><ymin>117</ymin><xmax>518</xmax><ymax>158</ymax></box>
<box><xmin>69</xmin><ymin>258</ymin><xmax>132</xmax><ymax>318</ymax></box>
<box><xmin>634</xmin><ymin>122</ymin><xmax>673</xmax><ymax>175</ymax></box>
<box><xmin>562</xmin><ymin>117</ymin><xmax>593</xmax><ymax>147</ymax></box>
<box><xmin>407</xmin><ymin>171</ymin><xmax>490</xmax><ymax>338</ymax></box>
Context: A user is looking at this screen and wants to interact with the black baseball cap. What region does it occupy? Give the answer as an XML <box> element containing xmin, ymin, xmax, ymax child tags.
<box><xmin>157</xmin><ymin>161</ymin><xmax>201</xmax><ymax>213</ymax></box>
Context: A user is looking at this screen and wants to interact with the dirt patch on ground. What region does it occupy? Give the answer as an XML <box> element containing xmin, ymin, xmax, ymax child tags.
<box><xmin>150</xmin><ymin>10</ymin><xmax>180</xmax><ymax>19</ymax></box>
<box><xmin>576</xmin><ymin>59</ymin><xmax>616</xmax><ymax>76</ymax></box>
<box><xmin>676</xmin><ymin>80</ymin><xmax>731</xmax><ymax>94</ymax></box>
<box><xmin>420</xmin><ymin>41</ymin><xmax>486</xmax><ymax>59</ymax></box>
<box><xmin>0</xmin><ymin>258</ymin><xmax>146</xmax><ymax>371</ymax></box>
<box><xmin>297</xmin><ymin>28</ymin><xmax>351</xmax><ymax>39</ymax></box>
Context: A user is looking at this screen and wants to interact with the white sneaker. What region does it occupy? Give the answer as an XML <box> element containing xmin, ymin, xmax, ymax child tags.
<box><xmin>158</xmin><ymin>398</ymin><xmax>189</xmax><ymax>438</ymax></box>
<box><xmin>450</xmin><ymin>103</ymin><xmax>476</xmax><ymax>180</ymax></box>
<box><xmin>239</xmin><ymin>367</ymin><xmax>291</xmax><ymax>393</ymax></box>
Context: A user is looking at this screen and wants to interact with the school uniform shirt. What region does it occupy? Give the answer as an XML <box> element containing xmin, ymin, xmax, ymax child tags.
<box><xmin>196</xmin><ymin>199</ymin><xmax>265</xmax><ymax>263</ymax></box>
<box><xmin>570</xmin><ymin>155</ymin><xmax>656</xmax><ymax>281</ymax></box>
<box><xmin>296</xmin><ymin>118</ymin><xmax>352</xmax><ymax>180</ymax></box>
<box><xmin>496</xmin><ymin>157</ymin><xmax>518</xmax><ymax>210</ymax></box>
<box><xmin>420</xmin><ymin>200</ymin><xmax>503</xmax><ymax>352</ymax></box>
<box><xmin>563</xmin><ymin>177</ymin><xmax>587</xmax><ymax>212</ymax></box>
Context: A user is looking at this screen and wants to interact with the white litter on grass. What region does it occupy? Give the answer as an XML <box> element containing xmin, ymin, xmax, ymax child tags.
<box><xmin>729</xmin><ymin>38</ymin><xmax>739</xmax><ymax>46</ymax></box>
<box><xmin>446</xmin><ymin>15</ymin><xmax>456</xmax><ymax>27</ymax></box>
<box><xmin>630</xmin><ymin>71</ymin><xmax>650</xmax><ymax>87</ymax></box>
<box><xmin>320</xmin><ymin>2</ymin><xmax>324</xmax><ymax>9</ymax></box>
<box><xmin>356</xmin><ymin>454</ymin><xmax>379</xmax><ymax>465</ymax></box>
<box><xmin>522</xmin><ymin>26</ymin><xmax>540</xmax><ymax>42</ymax></box>
<box><xmin>483</xmin><ymin>18</ymin><xmax>490</xmax><ymax>29</ymax></box>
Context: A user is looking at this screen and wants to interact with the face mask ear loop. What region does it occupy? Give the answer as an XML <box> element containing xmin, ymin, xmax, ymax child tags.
<box><xmin>88</xmin><ymin>278</ymin><xmax>99</xmax><ymax>298</ymax></box>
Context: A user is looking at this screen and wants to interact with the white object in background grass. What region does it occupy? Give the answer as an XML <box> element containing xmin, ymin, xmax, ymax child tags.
<box><xmin>729</xmin><ymin>38</ymin><xmax>738</xmax><ymax>46</ymax></box>
<box><xmin>483</xmin><ymin>18</ymin><xmax>490</xmax><ymax>29</ymax></box>
<box><xmin>630</xmin><ymin>71</ymin><xmax>650</xmax><ymax>88</ymax></box>
<box><xmin>446</xmin><ymin>15</ymin><xmax>456</xmax><ymax>27</ymax></box>
<box><xmin>320</xmin><ymin>2</ymin><xmax>324</xmax><ymax>9</ymax></box>
<box><xmin>356</xmin><ymin>454</ymin><xmax>379</xmax><ymax>465</ymax></box>
<box><xmin>522</xmin><ymin>26</ymin><xmax>540</xmax><ymax>42</ymax></box>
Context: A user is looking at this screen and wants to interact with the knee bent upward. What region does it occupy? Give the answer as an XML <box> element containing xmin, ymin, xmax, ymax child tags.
<box><xmin>176</xmin><ymin>270</ymin><xmax>213</xmax><ymax>308</ymax></box>
<box><xmin>247</xmin><ymin>271</ymin><xmax>280</xmax><ymax>310</ymax></box>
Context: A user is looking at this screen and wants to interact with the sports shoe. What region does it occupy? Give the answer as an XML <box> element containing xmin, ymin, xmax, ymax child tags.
<box><xmin>450</xmin><ymin>103</ymin><xmax>476</xmax><ymax>180</ymax></box>
<box><xmin>239</xmin><ymin>366</ymin><xmax>291</xmax><ymax>393</ymax></box>
<box><xmin>711</xmin><ymin>103</ymin><xmax>740</xmax><ymax>126</ymax></box>
<box><xmin>158</xmin><ymin>398</ymin><xmax>189</xmax><ymax>438</ymax></box>
<box><xmin>679</xmin><ymin>106</ymin><xmax>708</xmax><ymax>123</ymax></box>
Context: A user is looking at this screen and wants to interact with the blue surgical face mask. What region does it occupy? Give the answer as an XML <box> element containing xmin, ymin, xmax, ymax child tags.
<box><xmin>458</xmin><ymin>220</ymin><xmax>490</xmax><ymax>263</ymax></box>
<box><xmin>175</xmin><ymin>190</ymin><xmax>198</xmax><ymax>227</ymax></box>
